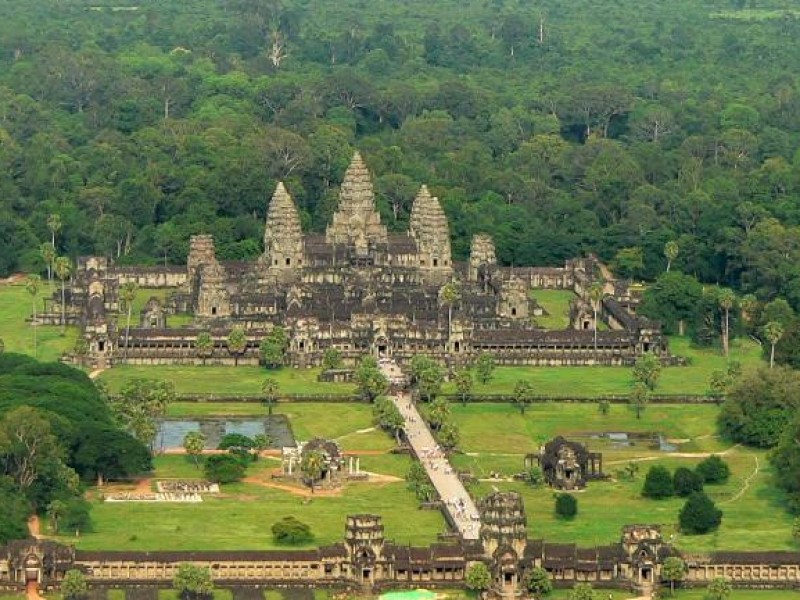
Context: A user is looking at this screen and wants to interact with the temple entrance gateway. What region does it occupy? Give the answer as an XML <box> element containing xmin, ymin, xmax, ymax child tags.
<box><xmin>374</xmin><ymin>336</ymin><xmax>390</xmax><ymax>358</ymax></box>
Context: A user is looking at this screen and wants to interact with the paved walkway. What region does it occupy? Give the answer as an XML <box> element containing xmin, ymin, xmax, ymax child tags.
<box><xmin>380</xmin><ymin>361</ymin><xmax>481</xmax><ymax>540</ymax></box>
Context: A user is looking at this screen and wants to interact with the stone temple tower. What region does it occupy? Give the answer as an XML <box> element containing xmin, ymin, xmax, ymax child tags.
<box><xmin>479</xmin><ymin>492</ymin><xmax>527</xmax><ymax>598</ymax></box>
<box><xmin>499</xmin><ymin>276</ymin><xmax>529</xmax><ymax>320</ymax></box>
<box><xmin>326</xmin><ymin>152</ymin><xmax>388</xmax><ymax>250</ymax></box>
<box><xmin>260</xmin><ymin>182</ymin><xmax>304</xmax><ymax>283</ymax></box>
<box><xmin>468</xmin><ymin>234</ymin><xmax>497</xmax><ymax>283</ymax></box>
<box><xmin>409</xmin><ymin>185</ymin><xmax>453</xmax><ymax>284</ymax></box>
<box><xmin>188</xmin><ymin>235</ymin><xmax>230</xmax><ymax>318</ymax></box>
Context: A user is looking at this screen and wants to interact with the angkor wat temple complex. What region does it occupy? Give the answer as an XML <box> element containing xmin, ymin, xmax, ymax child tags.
<box><xmin>51</xmin><ymin>152</ymin><xmax>667</xmax><ymax>369</ymax></box>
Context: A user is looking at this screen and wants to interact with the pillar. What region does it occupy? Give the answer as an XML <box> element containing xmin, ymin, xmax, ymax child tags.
<box><xmin>356</xmin><ymin>457</ymin><xmax>360</xmax><ymax>474</ymax></box>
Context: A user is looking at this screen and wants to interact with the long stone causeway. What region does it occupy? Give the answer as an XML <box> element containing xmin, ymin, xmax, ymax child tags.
<box><xmin>380</xmin><ymin>362</ymin><xmax>481</xmax><ymax>540</ymax></box>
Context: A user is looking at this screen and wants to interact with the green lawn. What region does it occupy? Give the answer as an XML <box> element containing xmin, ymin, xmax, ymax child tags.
<box><xmin>669</xmin><ymin>591</ymin><xmax>800</xmax><ymax>599</ymax></box>
<box><xmin>531</xmin><ymin>289</ymin><xmax>576</xmax><ymax>329</ymax></box>
<box><xmin>446</xmin><ymin>336</ymin><xmax>763</xmax><ymax>397</ymax></box>
<box><xmin>0</xmin><ymin>282</ymin><xmax>78</xmax><ymax>362</ymax></box>
<box><xmin>64</xmin><ymin>479</ymin><xmax>445</xmax><ymax>551</ymax></box>
<box><xmin>99</xmin><ymin>365</ymin><xmax>356</xmax><ymax>396</ymax></box>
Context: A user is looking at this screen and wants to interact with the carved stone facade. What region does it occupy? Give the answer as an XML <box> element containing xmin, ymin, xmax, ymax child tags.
<box><xmin>54</xmin><ymin>152</ymin><xmax>669</xmax><ymax>370</ymax></box>
<box><xmin>528</xmin><ymin>437</ymin><xmax>604</xmax><ymax>491</ymax></box>
<box><xmin>5</xmin><ymin>497</ymin><xmax>799</xmax><ymax>597</ymax></box>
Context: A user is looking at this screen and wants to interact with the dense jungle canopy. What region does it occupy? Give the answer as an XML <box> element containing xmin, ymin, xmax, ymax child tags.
<box><xmin>2</xmin><ymin>0</ymin><xmax>800</xmax><ymax>306</ymax></box>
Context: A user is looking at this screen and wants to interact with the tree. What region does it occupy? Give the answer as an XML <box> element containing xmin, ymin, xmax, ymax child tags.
<box><xmin>47</xmin><ymin>499</ymin><xmax>67</xmax><ymax>535</ymax></box>
<box><xmin>40</xmin><ymin>242</ymin><xmax>55</xmax><ymax>285</ymax></box>
<box><xmin>475</xmin><ymin>352</ymin><xmax>496</xmax><ymax>384</ymax></box>
<box><xmin>632</xmin><ymin>353</ymin><xmax>661</xmax><ymax>391</ymax></box>
<box><xmin>719</xmin><ymin>367</ymin><xmax>800</xmax><ymax>448</ymax></box>
<box><xmin>271</xmin><ymin>516</ymin><xmax>313</xmax><ymax>545</ymax></box>
<box><xmin>639</xmin><ymin>271</ymin><xmax>704</xmax><ymax>336</ymax></box>
<box><xmin>173</xmin><ymin>563</ymin><xmax>214</xmax><ymax>600</ymax></box>
<box><xmin>261</xmin><ymin>378</ymin><xmax>279</xmax><ymax>415</ymax></box>
<box><xmin>664</xmin><ymin>240</ymin><xmax>679</xmax><ymax>273</ymax></box>
<box><xmin>568</xmin><ymin>582</ymin><xmax>596</xmax><ymax>600</ymax></box>
<box><xmin>61</xmin><ymin>569</ymin><xmax>88</xmax><ymax>600</ymax></box>
<box><xmin>673</xmin><ymin>467</ymin><xmax>704</xmax><ymax>497</ymax></box>
<box><xmin>793</xmin><ymin>516</ymin><xmax>800</xmax><ymax>542</ymax></box>
<box><xmin>260</xmin><ymin>326</ymin><xmax>288</xmax><ymax>369</ymax></box>
<box><xmin>54</xmin><ymin>256</ymin><xmax>72</xmax><ymax>333</ymax></box>
<box><xmin>25</xmin><ymin>274</ymin><xmax>40</xmax><ymax>358</ymax></box>
<box><xmin>555</xmin><ymin>493</ymin><xmax>577</xmax><ymax>519</ymax></box>
<box><xmin>437</xmin><ymin>421</ymin><xmax>460</xmax><ymax>451</ymax></box>
<box><xmin>661</xmin><ymin>556</ymin><xmax>686</xmax><ymax>596</ymax></box>
<box><xmin>300</xmin><ymin>449</ymin><xmax>325</xmax><ymax>493</ymax></box>
<box><xmin>695</xmin><ymin>455</ymin><xmax>730</xmax><ymax>484</ymax></box>
<box><xmin>763</xmin><ymin>321</ymin><xmax>784</xmax><ymax>369</ymax></box>
<box><xmin>183</xmin><ymin>431</ymin><xmax>206</xmax><ymax>468</ymax></box>
<box><xmin>512</xmin><ymin>379</ymin><xmax>534</xmax><ymax>415</ymax></box>
<box><xmin>119</xmin><ymin>281</ymin><xmax>139</xmax><ymax>356</ymax></box>
<box><xmin>195</xmin><ymin>331</ymin><xmax>214</xmax><ymax>365</ymax></box>
<box><xmin>525</xmin><ymin>566</ymin><xmax>553</xmax><ymax>597</ymax></box>
<box><xmin>204</xmin><ymin>454</ymin><xmax>246</xmax><ymax>484</ymax></box>
<box><xmin>454</xmin><ymin>369</ymin><xmax>473</xmax><ymax>406</ymax></box>
<box><xmin>642</xmin><ymin>465</ymin><xmax>674</xmax><ymax>499</ymax></box>
<box><xmin>47</xmin><ymin>213</ymin><xmax>62</xmax><ymax>252</ymax></box>
<box><xmin>373</xmin><ymin>397</ymin><xmax>404</xmax><ymax>444</ymax></box>
<box><xmin>0</xmin><ymin>406</ymin><xmax>64</xmax><ymax>493</ymax></box>
<box><xmin>588</xmin><ymin>282</ymin><xmax>604</xmax><ymax>357</ymax></box>
<box><xmin>354</xmin><ymin>356</ymin><xmax>388</xmax><ymax>402</ymax></box>
<box><xmin>705</xmin><ymin>577</ymin><xmax>732</xmax><ymax>600</ymax></box>
<box><xmin>112</xmin><ymin>378</ymin><xmax>175</xmax><ymax>450</ymax></box>
<box><xmin>679</xmin><ymin>491</ymin><xmax>723</xmax><ymax>534</ymax></box>
<box><xmin>528</xmin><ymin>466</ymin><xmax>544</xmax><ymax>487</ymax></box>
<box><xmin>629</xmin><ymin>382</ymin><xmax>650</xmax><ymax>420</ymax></box>
<box><xmin>226</xmin><ymin>326</ymin><xmax>248</xmax><ymax>366</ymax></box>
<box><xmin>440</xmin><ymin>281</ymin><xmax>461</xmax><ymax>340</ymax></box>
<box><xmin>717</xmin><ymin>288</ymin><xmax>736</xmax><ymax>357</ymax></box>
<box><xmin>252</xmin><ymin>433</ymin><xmax>271</xmax><ymax>457</ymax></box>
<box><xmin>465</xmin><ymin>562</ymin><xmax>492</xmax><ymax>591</ymax></box>
<box><xmin>321</xmin><ymin>347</ymin><xmax>343</xmax><ymax>370</ymax></box>
<box><xmin>427</xmin><ymin>397</ymin><xmax>451</xmax><ymax>431</ymax></box>
<box><xmin>410</xmin><ymin>355</ymin><xmax>444</xmax><ymax>402</ymax></box>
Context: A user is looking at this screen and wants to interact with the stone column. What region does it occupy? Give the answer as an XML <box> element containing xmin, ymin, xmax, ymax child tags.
<box><xmin>356</xmin><ymin>457</ymin><xmax>360</xmax><ymax>474</ymax></box>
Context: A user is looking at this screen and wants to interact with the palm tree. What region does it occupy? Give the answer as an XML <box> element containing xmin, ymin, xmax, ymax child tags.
<box><xmin>664</xmin><ymin>240</ymin><xmax>679</xmax><ymax>272</ymax></box>
<box><xmin>262</xmin><ymin>377</ymin><xmax>280</xmax><ymax>415</ymax></box>
<box><xmin>718</xmin><ymin>288</ymin><xmax>736</xmax><ymax>357</ymax></box>
<box><xmin>25</xmin><ymin>275</ymin><xmax>41</xmax><ymax>358</ymax></box>
<box><xmin>195</xmin><ymin>330</ymin><xmax>214</xmax><ymax>365</ymax></box>
<box><xmin>440</xmin><ymin>281</ymin><xmax>461</xmax><ymax>342</ymax></box>
<box><xmin>300</xmin><ymin>449</ymin><xmax>325</xmax><ymax>494</ymax></box>
<box><xmin>119</xmin><ymin>281</ymin><xmax>139</xmax><ymax>355</ymax></box>
<box><xmin>740</xmin><ymin>293</ymin><xmax>758</xmax><ymax>325</ymax></box>
<box><xmin>226</xmin><ymin>326</ymin><xmax>248</xmax><ymax>366</ymax></box>
<box><xmin>53</xmin><ymin>256</ymin><xmax>72</xmax><ymax>333</ymax></box>
<box><xmin>47</xmin><ymin>213</ymin><xmax>62</xmax><ymax>251</ymax></box>
<box><xmin>40</xmin><ymin>242</ymin><xmax>55</xmax><ymax>285</ymax></box>
<box><xmin>588</xmin><ymin>282</ymin><xmax>604</xmax><ymax>359</ymax></box>
<box><xmin>763</xmin><ymin>321</ymin><xmax>784</xmax><ymax>369</ymax></box>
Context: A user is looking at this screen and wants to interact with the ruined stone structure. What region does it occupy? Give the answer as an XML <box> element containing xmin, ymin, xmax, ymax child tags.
<box><xmin>52</xmin><ymin>152</ymin><xmax>668</xmax><ymax>370</ymax></box>
<box><xmin>527</xmin><ymin>437</ymin><xmax>604</xmax><ymax>491</ymax></box>
<box><xmin>4</xmin><ymin>495</ymin><xmax>799</xmax><ymax>598</ymax></box>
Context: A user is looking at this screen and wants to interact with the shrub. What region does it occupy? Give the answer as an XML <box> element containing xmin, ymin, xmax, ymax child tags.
<box><xmin>555</xmin><ymin>493</ymin><xmax>577</xmax><ymax>519</ymax></box>
<box><xmin>204</xmin><ymin>454</ymin><xmax>246</xmax><ymax>484</ymax></box>
<box><xmin>217</xmin><ymin>433</ymin><xmax>255</xmax><ymax>450</ymax></box>
<box><xmin>525</xmin><ymin>566</ymin><xmax>553</xmax><ymax>596</ymax></box>
<box><xmin>465</xmin><ymin>562</ymin><xmax>492</xmax><ymax>591</ymax></box>
<box><xmin>271</xmin><ymin>516</ymin><xmax>313</xmax><ymax>545</ymax></box>
<box><xmin>173</xmin><ymin>563</ymin><xmax>214</xmax><ymax>600</ymax></box>
<box><xmin>679</xmin><ymin>492</ymin><xmax>723</xmax><ymax>534</ymax></box>
<box><xmin>696</xmin><ymin>455</ymin><xmax>730</xmax><ymax>484</ymax></box>
<box><xmin>642</xmin><ymin>465</ymin><xmax>674</xmax><ymax>499</ymax></box>
<box><xmin>673</xmin><ymin>467</ymin><xmax>704</xmax><ymax>497</ymax></box>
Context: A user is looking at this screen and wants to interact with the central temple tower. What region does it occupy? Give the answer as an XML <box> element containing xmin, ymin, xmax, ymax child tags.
<box><xmin>325</xmin><ymin>152</ymin><xmax>388</xmax><ymax>252</ymax></box>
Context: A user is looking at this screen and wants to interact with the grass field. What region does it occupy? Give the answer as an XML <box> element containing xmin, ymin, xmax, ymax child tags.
<box><xmin>444</xmin><ymin>336</ymin><xmax>763</xmax><ymax>397</ymax></box>
<box><xmin>669</xmin><ymin>591</ymin><xmax>800</xmax><ymax>599</ymax></box>
<box><xmin>531</xmin><ymin>289</ymin><xmax>576</xmax><ymax>329</ymax></box>
<box><xmin>0</xmin><ymin>282</ymin><xmax>78</xmax><ymax>362</ymax></box>
<box><xmin>64</xmin><ymin>479</ymin><xmax>444</xmax><ymax>552</ymax></box>
<box><xmin>99</xmin><ymin>365</ymin><xmax>356</xmax><ymax>396</ymax></box>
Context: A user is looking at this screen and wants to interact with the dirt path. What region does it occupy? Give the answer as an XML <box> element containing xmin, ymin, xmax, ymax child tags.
<box><xmin>27</xmin><ymin>515</ymin><xmax>42</xmax><ymax>539</ymax></box>
<box><xmin>242</xmin><ymin>476</ymin><xmax>342</xmax><ymax>497</ymax></box>
<box><xmin>88</xmin><ymin>368</ymin><xmax>107</xmax><ymax>380</ymax></box>
<box><xmin>723</xmin><ymin>455</ymin><xmax>759</xmax><ymax>504</ymax></box>
<box><xmin>27</xmin><ymin>580</ymin><xmax>44</xmax><ymax>600</ymax></box>
<box><xmin>605</xmin><ymin>444</ymin><xmax>740</xmax><ymax>466</ymax></box>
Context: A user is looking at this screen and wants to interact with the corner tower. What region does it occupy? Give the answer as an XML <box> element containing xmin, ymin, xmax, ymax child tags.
<box><xmin>325</xmin><ymin>152</ymin><xmax>388</xmax><ymax>249</ymax></box>
<box><xmin>260</xmin><ymin>182</ymin><xmax>304</xmax><ymax>282</ymax></box>
<box><xmin>409</xmin><ymin>185</ymin><xmax>453</xmax><ymax>284</ymax></box>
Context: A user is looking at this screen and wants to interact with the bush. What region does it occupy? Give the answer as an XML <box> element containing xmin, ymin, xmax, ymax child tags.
<box><xmin>60</xmin><ymin>496</ymin><xmax>93</xmax><ymax>534</ymax></box>
<box><xmin>217</xmin><ymin>433</ymin><xmax>255</xmax><ymax>450</ymax></box>
<box><xmin>673</xmin><ymin>467</ymin><xmax>704</xmax><ymax>497</ymax></box>
<box><xmin>696</xmin><ymin>455</ymin><xmax>730</xmax><ymax>484</ymax></box>
<box><xmin>679</xmin><ymin>491</ymin><xmax>723</xmax><ymax>534</ymax></box>
<box><xmin>465</xmin><ymin>562</ymin><xmax>492</xmax><ymax>591</ymax></box>
<box><xmin>642</xmin><ymin>465</ymin><xmax>674</xmax><ymax>499</ymax></box>
<box><xmin>204</xmin><ymin>454</ymin><xmax>246</xmax><ymax>484</ymax></box>
<box><xmin>555</xmin><ymin>493</ymin><xmax>577</xmax><ymax>519</ymax></box>
<box><xmin>271</xmin><ymin>516</ymin><xmax>313</xmax><ymax>545</ymax></box>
